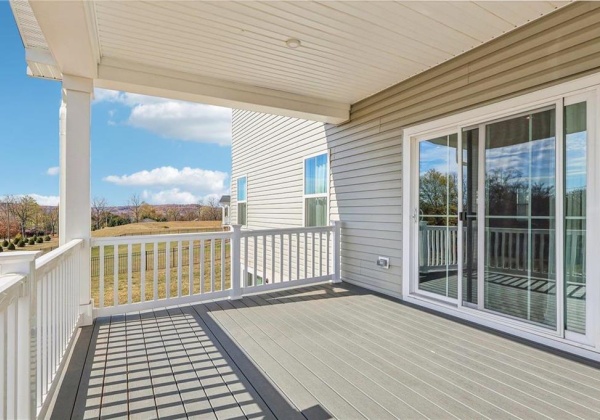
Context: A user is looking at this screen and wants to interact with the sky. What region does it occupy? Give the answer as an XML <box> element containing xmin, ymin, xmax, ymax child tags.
<box><xmin>0</xmin><ymin>2</ymin><xmax>232</xmax><ymax>206</ymax></box>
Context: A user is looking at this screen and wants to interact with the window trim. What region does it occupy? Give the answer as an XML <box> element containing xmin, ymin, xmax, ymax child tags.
<box><xmin>302</xmin><ymin>151</ymin><xmax>330</xmax><ymax>227</ymax></box>
<box><xmin>236</xmin><ymin>175</ymin><xmax>248</xmax><ymax>226</ymax></box>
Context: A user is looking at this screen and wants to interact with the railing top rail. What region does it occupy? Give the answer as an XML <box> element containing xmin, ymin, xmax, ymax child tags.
<box><xmin>0</xmin><ymin>273</ymin><xmax>26</xmax><ymax>297</ymax></box>
<box><xmin>91</xmin><ymin>231</ymin><xmax>232</xmax><ymax>246</ymax></box>
<box><xmin>35</xmin><ymin>239</ymin><xmax>84</xmax><ymax>271</ymax></box>
<box><xmin>241</xmin><ymin>226</ymin><xmax>333</xmax><ymax>237</ymax></box>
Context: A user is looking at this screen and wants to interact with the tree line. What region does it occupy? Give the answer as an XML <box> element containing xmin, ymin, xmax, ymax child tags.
<box><xmin>1</xmin><ymin>195</ymin><xmax>58</xmax><ymax>239</ymax></box>
<box><xmin>1</xmin><ymin>193</ymin><xmax>223</xmax><ymax>239</ymax></box>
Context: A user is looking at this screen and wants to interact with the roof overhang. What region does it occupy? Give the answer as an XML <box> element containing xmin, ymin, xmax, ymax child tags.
<box><xmin>10</xmin><ymin>1</ymin><xmax>569</xmax><ymax>124</ymax></box>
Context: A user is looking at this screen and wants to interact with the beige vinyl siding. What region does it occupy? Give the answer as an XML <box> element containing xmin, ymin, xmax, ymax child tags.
<box><xmin>231</xmin><ymin>110</ymin><xmax>329</xmax><ymax>229</ymax></box>
<box><xmin>232</xmin><ymin>2</ymin><xmax>600</xmax><ymax>297</ymax></box>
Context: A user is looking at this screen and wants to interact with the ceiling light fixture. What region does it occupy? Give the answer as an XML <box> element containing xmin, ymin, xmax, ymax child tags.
<box><xmin>285</xmin><ymin>38</ymin><xmax>301</xmax><ymax>49</ymax></box>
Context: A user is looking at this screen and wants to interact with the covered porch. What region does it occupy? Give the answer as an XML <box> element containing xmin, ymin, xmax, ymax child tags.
<box><xmin>55</xmin><ymin>283</ymin><xmax>600</xmax><ymax>419</ymax></box>
<box><xmin>4</xmin><ymin>1</ymin><xmax>600</xmax><ymax>418</ymax></box>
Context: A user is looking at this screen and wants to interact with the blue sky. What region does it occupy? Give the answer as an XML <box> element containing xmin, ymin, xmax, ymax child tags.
<box><xmin>0</xmin><ymin>2</ymin><xmax>231</xmax><ymax>206</ymax></box>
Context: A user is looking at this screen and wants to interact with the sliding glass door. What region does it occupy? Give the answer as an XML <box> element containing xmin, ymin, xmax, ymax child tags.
<box><xmin>483</xmin><ymin>108</ymin><xmax>557</xmax><ymax>328</ymax></box>
<box><xmin>413</xmin><ymin>93</ymin><xmax>593</xmax><ymax>342</ymax></box>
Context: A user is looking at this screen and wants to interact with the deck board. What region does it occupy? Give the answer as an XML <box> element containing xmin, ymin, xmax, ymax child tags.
<box><xmin>62</xmin><ymin>283</ymin><xmax>600</xmax><ymax>419</ymax></box>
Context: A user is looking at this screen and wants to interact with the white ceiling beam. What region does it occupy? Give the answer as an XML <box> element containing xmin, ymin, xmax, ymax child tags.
<box><xmin>29</xmin><ymin>0</ymin><xmax>98</xmax><ymax>78</ymax></box>
<box><xmin>96</xmin><ymin>58</ymin><xmax>349</xmax><ymax>125</ymax></box>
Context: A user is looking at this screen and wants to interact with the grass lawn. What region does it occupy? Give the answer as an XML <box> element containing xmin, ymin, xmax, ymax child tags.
<box><xmin>91</xmin><ymin>243</ymin><xmax>231</xmax><ymax>307</ymax></box>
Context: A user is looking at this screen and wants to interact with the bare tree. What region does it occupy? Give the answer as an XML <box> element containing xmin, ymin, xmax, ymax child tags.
<box><xmin>199</xmin><ymin>197</ymin><xmax>222</xmax><ymax>221</ymax></box>
<box><xmin>44</xmin><ymin>206</ymin><xmax>59</xmax><ymax>236</ymax></box>
<box><xmin>165</xmin><ymin>206</ymin><xmax>181</xmax><ymax>222</ymax></box>
<box><xmin>128</xmin><ymin>193</ymin><xmax>143</xmax><ymax>223</ymax></box>
<box><xmin>12</xmin><ymin>195</ymin><xmax>39</xmax><ymax>237</ymax></box>
<box><xmin>92</xmin><ymin>197</ymin><xmax>108</xmax><ymax>230</ymax></box>
<box><xmin>1</xmin><ymin>195</ymin><xmax>16</xmax><ymax>239</ymax></box>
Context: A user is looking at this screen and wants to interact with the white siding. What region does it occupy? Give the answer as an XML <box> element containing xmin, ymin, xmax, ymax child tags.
<box><xmin>232</xmin><ymin>2</ymin><xmax>600</xmax><ymax>297</ymax></box>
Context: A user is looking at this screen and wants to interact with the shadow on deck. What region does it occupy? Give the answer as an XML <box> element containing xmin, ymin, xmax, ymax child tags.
<box><xmin>53</xmin><ymin>283</ymin><xmax>600</xmax><ymax>419</ymax></box>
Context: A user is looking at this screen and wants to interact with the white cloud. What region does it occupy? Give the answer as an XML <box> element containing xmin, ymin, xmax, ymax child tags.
<box><xmin>46</xmin><ymin>166</ymin><xmax>59</xmax><ymax>176</ymax></box>
<box><xmin>143</xmin><ymin>188</ymin><xmax>201</xmax><ymax>205</ymax></box>
<box><xmin>28</xmin><ymin>194</ymin><xmax>59</xmax><ymax>206</ymax></box>
<box><xmin>94</xmin><ymin>89</ymin><xmax>231</xmax><ymax>145</ymax></box>
<box><xmin>103</xmin><ymin>166</ymin><xmax>228</xmax><ymax>192</ymax></box>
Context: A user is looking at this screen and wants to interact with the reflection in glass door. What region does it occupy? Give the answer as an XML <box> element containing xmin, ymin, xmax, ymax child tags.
<box><xmin>418</xmin><ymin>134</ymin><xmax>459</xmax><ymax>299</ymax></box>
<box><xmin>484</xmin><ymin>108</ymin><xmax>557</xmax><ymax>328</ymax></box>
<box><xmin>564</xmin><ymin>101</ymin><xmax>588</xmax><ymax>336</ymax></box>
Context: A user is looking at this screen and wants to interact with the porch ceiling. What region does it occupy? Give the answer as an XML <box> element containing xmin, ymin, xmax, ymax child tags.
<box><xmin>12</xmin><ymin>1</ymin><xmax>568</xmax><ymax>123</ymax></box>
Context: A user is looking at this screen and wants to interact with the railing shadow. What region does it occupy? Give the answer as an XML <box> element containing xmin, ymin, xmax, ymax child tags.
<box><xmin>55</xmin><ymin>286</ymin><xmax>338</xmax><ymax>419</ymax></box>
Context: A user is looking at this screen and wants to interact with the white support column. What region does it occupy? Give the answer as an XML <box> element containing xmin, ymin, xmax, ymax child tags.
<box><xmin>60</xmin><ymin>75</ymin><xmax>93</xmax><ymax>326</ymax></box>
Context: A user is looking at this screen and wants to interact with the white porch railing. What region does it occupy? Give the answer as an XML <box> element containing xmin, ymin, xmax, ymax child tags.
<box><xmin>0</xmin><ymin>239</ymin><xmax>84</xmax><ymax>419</ymax></box>
<box><xmin>90</xmin><ymin>223</ymin><xmax>341</xmax><ymax>317</ymax></box>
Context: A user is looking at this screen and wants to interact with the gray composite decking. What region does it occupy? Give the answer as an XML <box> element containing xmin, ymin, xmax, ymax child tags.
<box><xmin>54</xmin><ymin>283</ymin><xmax>600</xmax><ymax>419</ymax></box>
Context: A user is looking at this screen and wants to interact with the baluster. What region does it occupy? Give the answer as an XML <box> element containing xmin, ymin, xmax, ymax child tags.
<box><xmin>280</xmin><ymin>234</ymin><xmax>284</xmax><ymax>282</ymax></box>
<box><xmin>327</xmin><ymin>230</ymin><xmax>331</xmax><ymax>276</ymax></box>
<box><xmin>153</xmin><ymin>242</ymin><xmax>158</xmax><ymax>300</ymax></box>
<box><xmin>253</xmin><ymin>235</ymin><xmax>257</xmax><ymax>286</ymax></box>
<box><xmin>288</xmin><ymin>234</ymin><xmax>293</xmax><ymax>281</ymax></box>
<box><xmin>166</xmin><ymin>242</ymin><xmax>171</xmax><ymax>299</ymax></box>
<box><xmin>188</xmin><ymin>240</ymin><xmax>194</xmax><ymax>296</ymax></box>
<box><xmin>296</xmin><ymin>233</ymin><xmax>300</xmax><ymax>281</ymax></box>
<box><xmin>113</xmin><ymin>244</ymin><xmax>118</xmax><ymax>306</ymax></box>
<box><xmin>200</xmin><ymin>240</ymin><xmax>205</xmax><ymax>294</ymax></box>
<box><xmin>310</xmin><ymin>232</ymin><xmax>317</xmax><ymax>278</ymax></box>
<box><xmin>271</xmin><ymin>235</ymin><xmax>275</xmax><ymax>283</ymax></box>
<box><xmin>304</xmin><ymin>232</ymin><xmax>308</xmax><ymax>279</ymax></box>
<box><xmin>319</xmin><ymin>232</ymin><xmax>323</xmax><ymax>277</ymax></box>
<box><xmin>221</xmin><ymin>238</ymin><xmax>226</xmax><ymax>291</ymax></box>
<box><xmin>141</xmin><ymin>243</ymin><xmax>146</xmax><ymax>302</ymax></box>
<box><xmin>177</xmin><ymin>241</ymin><xmax>183</xmax><ymax>297</ymax></box>
<box><xmin>210</xmin><ymin>238</ymin><xmax>215</xmax><ymax>292</ymax></box>
<box><xmin>242</xmin><ymin>236</ymin><xmax>248</xmax><ymax>287</ymax></box>
<box><xmin>263</xmin><ymin>235</ymin><xmax>267</xmax><ymax>283</ymax></box>
<box><xmin>127</xmin><ymin>243</ymin><xmax>133</xmax><ymax>304</ymax></box>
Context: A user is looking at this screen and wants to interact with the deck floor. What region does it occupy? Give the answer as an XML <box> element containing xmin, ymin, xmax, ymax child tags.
<box><xmin>55</xmin><ymin>283</ymin><xmax>600</xmax><ymax>419</ymax></box>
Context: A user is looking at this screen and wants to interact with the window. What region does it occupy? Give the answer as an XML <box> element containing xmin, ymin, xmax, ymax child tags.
<box><xmin>304</xmin><ymin>153</ymin><xmax>328</xmax><ymax>226</ymax></box>
<box><xmin>237</xmin><ymin>176</ymin><xmax>247</xmax><ymax>225</ymax></box>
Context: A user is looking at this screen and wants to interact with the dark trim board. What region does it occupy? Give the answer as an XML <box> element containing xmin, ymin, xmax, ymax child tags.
<box><xmin>55</xmin><ymin>282</ymin><xmax>600</xmax><ymax>419</ymax></box>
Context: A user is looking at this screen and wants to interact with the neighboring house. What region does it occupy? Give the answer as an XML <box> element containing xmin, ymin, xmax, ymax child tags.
<box><xmin>230</xmin><ymin>4</ymin><xmax>600</xmax><ymax>355</ymax></box>
<box><xmin>218</xmin><ymin>195</ymin><xmax>230</xmax><ymax>226</ymax></box>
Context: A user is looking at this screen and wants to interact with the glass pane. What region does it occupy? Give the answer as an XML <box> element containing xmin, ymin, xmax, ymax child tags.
<box><xmin>462</xmin><ymin>128</ymin><xmax>479</xmax><ymax>305</ymax></box>
<box><xmin>238</xmin><ymin>203</ymin><xmax>247</xmax><ymax>225</ymax></box>
<box><xmin>565</xmin><ymin>102</ymin><xmax>587</xmax><ymax>334</ymax></box>
<box><xmin>484</xmin><ymin>108</ymin><xmax>556</xmax><ymax>328</ymax></box>
<box><xmin>305</xmin><ymin>197</ymin><xmax>327</xmax><ymax>227</ymax></box>
<box><xmin>418</xmin><ymin>134</ymin><xmax>459</xmax><ymax>299</ymax></box>
<box><xmin>237</xmin><ymin>177</ymin><xmax>247</xmax><ymax>201</ymax></box>
<box><xmin>305</xmin><ymin>154</ymin><xmax>328</xmax><ymax>195</ymax></box>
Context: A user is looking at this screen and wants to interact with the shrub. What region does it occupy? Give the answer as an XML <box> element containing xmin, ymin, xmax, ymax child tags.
<box><xmin>44</xmin><ymin>235</ymin><xmax>51</xmax><ymax>241</ymax></box>
<box><xmin>1</xmin><ymin>240</ymin><xmax>7</xmax><ymax>247</ymax></box>
<box><xmin>0</xmin><ymin>246</ymin><xmax>3</xmax><ymax>252</ymax></box>
<box><xmin>36</xmin><ymin>237</ymin><xmax>43</xmax><ymax>243</ymax></box>
<box><xmin>8</xmin><ymin>243</ymin><xmax>15</xmax><ymax>250</ymax></box>
<box><xmin>17</xmin><ymin>240</ymin><xmax>25</xmax><ymax>248</ymax></box>
<box><xmin>28</xmin><ymin>238</ymin><xmax>35</xmax><ymax>245</ymax></box>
